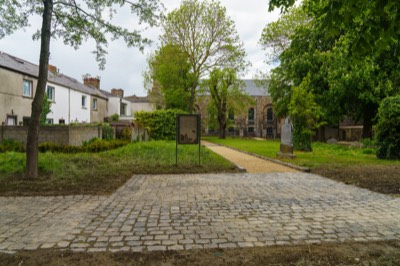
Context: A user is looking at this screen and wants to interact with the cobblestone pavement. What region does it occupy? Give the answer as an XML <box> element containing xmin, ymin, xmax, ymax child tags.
<box><xmin>1</xmin><ymin>173</ymin><xmax>400</xmax><ymax>253</ymax></box>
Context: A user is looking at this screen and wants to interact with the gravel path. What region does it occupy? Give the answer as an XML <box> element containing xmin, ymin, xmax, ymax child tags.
<box><xmin>202</xmin><ymin>141</ymin><xmax>297</xmax><ymax>173</ymax></box>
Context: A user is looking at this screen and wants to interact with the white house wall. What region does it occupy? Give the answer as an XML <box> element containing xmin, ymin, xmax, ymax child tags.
<box><xmin>69</xmin><ymin>89</ymin><xmax>90</xmax><ymax>123</ymax></box>
<box><xmin>46</xmin><ymin>82</ymin><xmax>69</xmax><ymax>123</ymax></box>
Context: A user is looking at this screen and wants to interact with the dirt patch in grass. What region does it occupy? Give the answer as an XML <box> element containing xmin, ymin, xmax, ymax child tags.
<box><xmin>1</xmin><ymin>241</ymin><xmax>399</xmax><ymax>265</ymax></box>
<box><xmin>313</xmin><ymin>164</ymin><xmax>400</xmax><ymax>195</ymax></box>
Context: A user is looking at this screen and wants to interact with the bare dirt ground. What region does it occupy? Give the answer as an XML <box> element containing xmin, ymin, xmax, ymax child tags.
<box><xmin>1</xmin><ymin>241</ymin><xmax>399</xmax><ymax>265</ymax></box>
<box><xmin>313</xmin><ymin>165</ymin><xmax>400</xmax><ymax>195</ymax></box>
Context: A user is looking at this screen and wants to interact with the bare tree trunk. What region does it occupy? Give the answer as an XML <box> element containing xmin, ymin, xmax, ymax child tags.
<box><xmin>25</xmin><ymin>0</ymin><xmax>53</xmax><ymax>179</ymax></box>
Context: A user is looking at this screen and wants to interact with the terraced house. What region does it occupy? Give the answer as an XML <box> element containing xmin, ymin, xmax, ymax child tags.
<box><xmin>0</xmin><ymin>51</ymin><xmax>108</xmax><ymax>125</ymax></box>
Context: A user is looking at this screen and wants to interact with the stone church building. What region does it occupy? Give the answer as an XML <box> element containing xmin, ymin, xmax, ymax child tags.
<box><xmin>195</xmin><ymin>80</ymin><xmax>280</xmax><ymax>138</ymax></box>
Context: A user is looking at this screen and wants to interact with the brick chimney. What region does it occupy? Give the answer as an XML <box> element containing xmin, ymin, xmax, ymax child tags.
<box><xmin>48</xmin><ymin>64</ymin><xmax>58</xmax><ymax>74</ymax></box>
<box><xmin>83</xmin><ymin>76</ymin><xmax>100</xmax><ymax>90</ymax></box>
<box><xmin>111</xmin><ymin>88</ymin><xmax>124</xmax><ymax>98</ymax></box>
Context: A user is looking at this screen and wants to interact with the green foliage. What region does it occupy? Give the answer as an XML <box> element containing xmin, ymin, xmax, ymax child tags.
<box><xmin>0</xmin><ymin>139</ymin><xmax>25</xmax><ymax>153</ymax></box>
<box><xmin>101</xmin><ymin>123</ymin><xmax>114</xmax><ymax>140</ymax></box>
<box><xmin>121</xmin><ymin>126</ymin><xmax>132</xmax><ymax>141</ymax></box>
<box><xmin>375</xmin><ymin>96</ymin><xmax>400</xmax><ymax>160</ymax></box>
<box><xmin>146</xmin><ymin>44</ymin><xmax>193</xmax><ymax>112</ymax></box>
<box><xmin>0</xmin><ymin>141</ymin><xmax>237</xmax><ymax>195</ymax></box>
<box><xmin>0</xmin><ymin>0</ymin><xmax>162</xmax><ymax>68</ymax></box>
<box><xmin>204</xmin><ymin>136</ymin><xmax>399</xmax><ymax>169</ymax></box>
<box><xmin>38</xmin><ymin>139</ymin><xmax>129</xmax><ymax>153</ymax></box>
<box><xmin>260</xmin><ymin>6</ymin><xmax>308</xmax><ymax>63</ymax></box>
<box><xmin>265</xmin><ymin>1</ymin><xmax>399</xmax><ymax>139</ymax></box>
<box><xmin>40</xmin><ymin>94</ymin><xmax>52</xmax><ymax>125</ymax></box>
<box><xmin>202</xmin><ymin>68</ymin><xmax>253</xmax><ymax>139</ymax></box>
<box><xmin>289</xmin><ymin>76</ymin><xmax>323</xmax><ymax>152</ymax></box>
<box><xmin>135</xmin><ymin>109</ymin><xmax>186</xmax><ymax>140</ymax></box>
<box><xmin>161</xmin><ymin>0</ymin><xmax>248</xmax><ymax>112</ymax></box>
<box><xmin>110</xmin><ymin>114</ymin><xmax>119</xmax><ymax>122</ymax></box>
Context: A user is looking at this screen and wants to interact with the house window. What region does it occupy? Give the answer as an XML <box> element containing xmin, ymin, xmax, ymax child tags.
<box><xmin>46</xmin><ymin>118</ymin><xmax>54</xmax><ymax>125</ymax></box>
<box><xmin>248</xmin><ymin>108</ymin><xmax>254</xmax><ymax>120</ymax></box>
<box><xmin>6</xmin><ymin>115</ymin><xmax>17</xmax><ymax>126</ymax></box>
<box><xmin>120</xmin><ymin>103</ymin><xmax>127</xmax><ymax>116</ymax></box>
<box><xmin>248</xmin><ymin>127</ymin><xmax>254</xmax><ymax>133</ymax></box>
<box><xmin>92</xmin><ymin>98</ymin><xmax>97</xmax><ymax>110</ymax></box>
<box><xmin>59</xmin><ymin>119</ymin><xmax>65</xmax><ymax>124</ymax></box>
<box><xmin>23</xmin><ymin>116</ymin><xmax>31</xmax><ymax>126</ymax></box>
<box><xmin>23</xmin><ymin>80</ymin><xmax>32</xmax><ymax>97</ymax></box>
<box><xmin>47</xmin><ymin>86</ymin><xmax>55</xmax><ymax>101</ymax></box>
<box><xmin>82</xmin><ymin>95</ymin><xmax>87</xmax><ymax>108</ymax></box>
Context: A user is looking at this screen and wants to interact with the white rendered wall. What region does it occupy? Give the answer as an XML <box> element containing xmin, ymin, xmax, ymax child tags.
<box><xmin>69</xmin><ymin>89</ymin><xmax>90</xmax><ymax>123</ymax></box>
<box><xmin>46</xmin><ymin>82</ymin><xmax>69</xmax><ymax>124</ymax></box>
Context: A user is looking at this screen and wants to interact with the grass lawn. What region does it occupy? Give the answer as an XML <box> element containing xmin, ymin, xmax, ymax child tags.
<box><xmin>0</xmin><ymin>141</ymin><xmax>238</xmax><ymax>196</ymax></box>
<box><xmin>203</xmin><ymin>136</ymin><xmax>400</xmax><ymax>195</ymax></box>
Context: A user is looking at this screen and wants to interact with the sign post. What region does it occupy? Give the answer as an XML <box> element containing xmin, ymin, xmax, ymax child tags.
<box><xmin>176</xmin><ymin>114</ymin><xmax>201</xmax><ymax>165</ymax></box>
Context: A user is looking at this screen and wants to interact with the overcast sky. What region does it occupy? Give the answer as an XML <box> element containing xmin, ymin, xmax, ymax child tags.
<box><xmin>0</xmin><ymin>1</ymin><xmax>281</xmax><ymax>96</ymax></box>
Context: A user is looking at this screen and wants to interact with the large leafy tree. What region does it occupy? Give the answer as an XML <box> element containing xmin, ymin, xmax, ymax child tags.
<box><xmin>202</xmin><ymin>68</ymin><xmax>253</xmax><ymax>139</ymax></box>
<box><xmin>161</xmin><ymin>0</ymin><xmax>248</xmax><ymax>113</ymax></box>
<box><xmin>264</xmin><ymin>1</ymin><xmax>399</xmax><ymax>140</ymax></box>
<box><xmin>259</xmin><ymin>6</ymin><xmax>308</xmax><ymax>63</ymax></box>
<box><xmin>145</xmin><ymin>44</ymin><xmax>194</xmax><ymax>112</ymax></box>
<box><xmin>0</xmin><ymin>0</ymin><xmax>162</xmax><ymax>179</ymax></box>
<box><xmin>269</xmin><ymin>0</ymin><xmax>400</xmax><ymax>57</ymax></box>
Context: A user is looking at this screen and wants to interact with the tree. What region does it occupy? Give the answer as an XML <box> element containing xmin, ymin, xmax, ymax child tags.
<box><xmin>0</xmin><ymin>0</ymin><xmax>162</xmax><ymax>179</ymax></box>
<box><xmin>269</xmin><ymin>0</ymin><xmax>400</xmax><ymax>58</ymax></box>
<box><xmin>40</xmin><ymin>94</ymin><xmax>52</xmax><ymax>125</ymax></box>
<box><xmin>145</xmin><ymin>44</ymin><xmax>194</xmax><ymax>112</ymax></box>
<box><xmin>265</xmin><ymin>2</ymin><xmax>399</xmax><ymax>139</ymax></box>
<box><xmin>202</xmin><ymin>68</ymin><xmax>253</xmax><ymax>139</ymax></box>
<box><xmin>259</xmin><ymin>6</ymin><xmax>308</xmax><ymax>63</ymax></box>
<box><xmin>161</xmin><ymin>0</ymin><xmax>248</xmax><ymax>113</ymax></box>
<box><xmin>375</xmin><ymin>96</ymin><xmax>400</xmax><ymax>159</ymax></box>
<box><xmin>288</xmin><ymin>75</ymin><xmax>324</xmax><ymax>151</ymax></box>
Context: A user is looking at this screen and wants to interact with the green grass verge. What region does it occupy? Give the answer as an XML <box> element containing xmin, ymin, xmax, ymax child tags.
<box><xmin>0</xmin><ymin>141</ymin><xmax>237</xmax><ymax>196</ymax></box>
<box><xmin>202</xmin><ymin>136</ymin><xmax>400</xmax><ymax>169</ymax></box>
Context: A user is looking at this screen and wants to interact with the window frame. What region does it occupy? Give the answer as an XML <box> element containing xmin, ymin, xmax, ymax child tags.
<box><xmin>6</xmin><ymin>115</ymin><xmax>17</xmax><ymax>126</ymax></box>
<box><xmin>92</xmin><ymin>98</ymin><xmax>98</xmax><ymax>111</ymax></box>
<box><xmin>22</xmin><ymin>79</ymin><xmax>33</xmax><ymax>98</ymax></box>
<box><xmin>120</xmin><ymin>102</ymin><xmax>127</xmax><ymax>116</ymax></box>
<box><xmin>47</xmin><ymin>85</ymin><xmax>55</xmax><ymax>102</ymax></box>
<box><xmin>82</xmin><ymin>95</ymin><xmax>87</xmax><ymax>108</ymax></box>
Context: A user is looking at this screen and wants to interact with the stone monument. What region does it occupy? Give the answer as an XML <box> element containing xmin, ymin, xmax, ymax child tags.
<box><xmin>277</xmin><ymin>117</ymin><xmax>295</xmax><ymax>159</ymax></box>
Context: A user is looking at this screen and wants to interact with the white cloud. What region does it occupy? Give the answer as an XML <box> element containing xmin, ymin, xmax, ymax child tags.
<box><xmin>0</xmin><ymin>1</ymin><xmax>281</xmax><ymax>96</ymax></box>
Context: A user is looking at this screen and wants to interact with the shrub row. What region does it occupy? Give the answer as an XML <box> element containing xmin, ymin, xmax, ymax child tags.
<box><xmin>134</xmin><ymin>109</ymin><xmax>186</xmax><ymax>140</ymax></box>
<box><xmin>39</xmin><ymin>138</ymin><xmax>129</xmax><ymax>153</ymax></box>
<box><xmin>0</xmin><ymin>139</ymin><xmax>25</xmax><ymax>153</ymax></box>
<box><xmin>0</xmin><ymin>138</ymin><xmax>128</xmax><ymax>153</ymax></box>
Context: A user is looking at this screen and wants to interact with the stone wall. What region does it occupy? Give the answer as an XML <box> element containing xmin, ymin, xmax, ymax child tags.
<box><xmin>0</xmin><ymin>125</ymin><xmax>102</xmax><ymax>147</ymax></box>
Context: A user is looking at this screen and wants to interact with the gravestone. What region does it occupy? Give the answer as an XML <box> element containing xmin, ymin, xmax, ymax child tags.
<box><xmin>277</xmin><ymin>118</ymin><xmax>295</xmax><ymax>159</ymax></box>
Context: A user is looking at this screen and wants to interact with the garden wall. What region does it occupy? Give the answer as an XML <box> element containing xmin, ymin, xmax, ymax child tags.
<box><xmin>0</xmin><ymin>125</ymin><xmax>102</xmax><ymax>147</ymax></box>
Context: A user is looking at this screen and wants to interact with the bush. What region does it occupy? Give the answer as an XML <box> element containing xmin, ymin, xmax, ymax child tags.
<box><xmin>0</xmin><ymin>139</ymin><xmax>25</xmax><ymax>153</ymax></box>
<box><xmin>375</xmin><ymin>96</ymin><xmax>400</xmax><ymax>159</ymax></box>
<box><xmin>39</xmin><ymin>139</ymin><xmax>129</xmax><ymax>153</ymax></box>
<box><xmin>135</xmin><ymin>109</ymin><xmax>186</xmax><ymax>140</ymax></box>
<box><xmin>121</xmin><ymin>126</ymin><xmax>132</xmax><ymax>141</ymax></box>
<box><xmin>102</xmin><ymin>123</ymin><xmax>114</xmax><ymax>140</ymax></box>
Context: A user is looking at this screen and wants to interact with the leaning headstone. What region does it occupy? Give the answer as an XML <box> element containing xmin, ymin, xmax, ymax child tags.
<box><xmin>326</xmin><ymin>137</ymin><xmax>338</xmax><ymax>144</ymax></box>
<box><xmin>277</xmin><ymin>118</ymin><xmax>296</xmax><ymax>159</ymax></box>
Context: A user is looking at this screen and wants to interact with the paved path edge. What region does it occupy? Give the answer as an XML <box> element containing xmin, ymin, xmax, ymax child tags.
<box><xmin>202</xmin><ymin>141</ymin><xmax>310</xmax><ymax>172</ymax></box>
